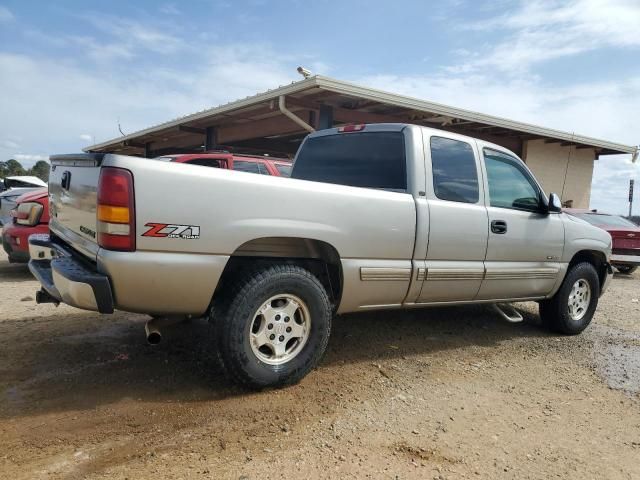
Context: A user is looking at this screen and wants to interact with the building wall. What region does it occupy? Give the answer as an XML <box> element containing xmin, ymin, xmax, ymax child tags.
<box><xmin>523</xmin><ymin>139</ymin><xmax>596</xmax><ymax>209</ymax></box>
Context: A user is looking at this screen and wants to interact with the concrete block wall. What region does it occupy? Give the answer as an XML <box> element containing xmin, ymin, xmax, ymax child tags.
<box><xmin>523</xmin><ymin>139</ymin><xmax>596</xmax><ymax>209</ymax></box>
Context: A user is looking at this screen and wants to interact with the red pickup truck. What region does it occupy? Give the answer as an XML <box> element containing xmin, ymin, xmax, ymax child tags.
<box><xmin>155</xmin><ymin>153</ymin><xmax>293</xmax><ymax>177</ymax></box>
<box><xmin>2</xmin><ymin>188</ymin><xmax>49</xmax><ymax>263</ymax></box>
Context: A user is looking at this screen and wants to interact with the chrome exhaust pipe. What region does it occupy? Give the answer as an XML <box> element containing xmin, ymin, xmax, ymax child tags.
<box><xmin>145</xmin><ymin>320</ymin><xmax>162</xmax><ymax>345</ymax></box>
<box><xmin>144</xmin><ymin>316</ymin><xmax>186</xmax><ymax>345</ymax></box>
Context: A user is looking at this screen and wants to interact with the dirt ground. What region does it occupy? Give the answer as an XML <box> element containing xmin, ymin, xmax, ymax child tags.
<box><xmin>1</xmin><ymin>248</ymin><xmax>639</xmax><ymax>480</ymax></box>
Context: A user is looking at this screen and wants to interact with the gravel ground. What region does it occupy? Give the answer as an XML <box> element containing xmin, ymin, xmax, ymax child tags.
<box><xmin>0</xmin><ymin>247</ymin><xmax>639</xmax><ymax>479</ymax></box>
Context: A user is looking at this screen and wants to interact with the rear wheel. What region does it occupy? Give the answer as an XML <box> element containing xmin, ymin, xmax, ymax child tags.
<box><xmin>211</xmin><ymin>264</ymin><xmax>332</xmax><ymax>389</ymax></box>
<box><xmin>539</xmin><ymin>262</ymin><xmax>599</xmax><ymax>335</ymax></box>
<box><xmin>616</xmin><ymin>265</ymin><xmax>637</xmax><ymax>274</ymax></box>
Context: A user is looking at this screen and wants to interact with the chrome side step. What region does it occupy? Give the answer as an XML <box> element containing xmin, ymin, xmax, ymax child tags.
<box><xmin>493</xmin><ymin>303</ymin><xmax>524</xmax><ymax>323</ymax></box>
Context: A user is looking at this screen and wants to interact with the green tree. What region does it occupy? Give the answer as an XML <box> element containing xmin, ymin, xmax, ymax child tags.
<box><xmin>0</xmin><ymin>159</ymin><xmax>26</xmax><ymax>177</ymax></box>
<box><xmin>29</xmin><ymin>160</ymin><xmax>50</xmax><ymax>182</ymax></box>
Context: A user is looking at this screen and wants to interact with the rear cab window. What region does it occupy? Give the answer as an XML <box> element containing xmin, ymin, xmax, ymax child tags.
<box><xmin>292</xmin><ymin>130</ymin><xmax>407</xmax><ymax>191</ymax></box>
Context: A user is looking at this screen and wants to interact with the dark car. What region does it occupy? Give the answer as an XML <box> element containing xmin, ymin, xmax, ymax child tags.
<box><xmin>565</xmin><ymin>209</ymin><xmax>640</xmax><ymax>274</ymax></box>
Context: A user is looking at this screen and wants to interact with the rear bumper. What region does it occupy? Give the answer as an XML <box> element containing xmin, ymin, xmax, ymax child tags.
<box><xmin>28</xmin><ymin>234</ymin><xmax>114</xmax><ymax>313</ymax></box>
<box><xmin>610</xmin><ymin>253</ymin><xmax>640</xmax><ymax>266</ymax></box>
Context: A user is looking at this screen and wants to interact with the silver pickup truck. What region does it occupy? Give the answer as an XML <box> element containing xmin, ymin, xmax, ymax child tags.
<box><xmin>29</xmin><ymin>123</ymin><xmax>613</xmax><ymax>388</ymax></box>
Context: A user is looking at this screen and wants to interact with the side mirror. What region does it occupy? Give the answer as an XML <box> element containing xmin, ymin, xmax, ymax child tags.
<box><xmin>548</xmin><ymin>193</ymin><xmax>562</xmax><ymax>213</ymax></box>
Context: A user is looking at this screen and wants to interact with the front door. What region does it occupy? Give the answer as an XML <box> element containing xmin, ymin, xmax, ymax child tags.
<box><xmin>477</xmin><ymin>147</ymin><xmax>564</xmax><ymax>300</ymax></box>
<box><xmin>417</xmin><ymin>134</ymin><xmax>489</xmax><ymax>303</ymax></box>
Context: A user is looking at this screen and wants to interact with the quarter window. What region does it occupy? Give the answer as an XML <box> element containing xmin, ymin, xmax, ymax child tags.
<box><xmin>484</xmin><ymin>149</ymin><xmax>541</xmax><ymax>211</ymax></box>
<box><xmin>233</xmin><ymin>160</ymin><xmax>261</xmax><ymax>174</ymax></box>
<box><xmin>430</xmin><ymin>136</ymin><xmax>479</xmax><ymax>203</ymax></box>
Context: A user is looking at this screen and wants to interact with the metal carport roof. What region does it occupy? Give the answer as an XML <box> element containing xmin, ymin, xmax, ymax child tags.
<box><xmin>85</xmin><ymin>75</ymin><xmax>638</xmax><ymax>159</ymax></box>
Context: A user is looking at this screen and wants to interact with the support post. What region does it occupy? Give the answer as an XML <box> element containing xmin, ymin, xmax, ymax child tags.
<box><xmin>144</xmin><ymin>142</ymin><xmax>152</xmax><ymax>158</ymax></box>
<box><xmin>205</xmin><ymin>126</ymin><xmax>217</xmax><ymax>151</ymax></box>
<box><xmin>318</xmin><ymin>105</ymin><xmax>334</xmax><ymax>130</ymax></box>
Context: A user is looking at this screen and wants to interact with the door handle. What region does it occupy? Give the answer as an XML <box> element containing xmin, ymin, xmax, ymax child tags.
<box><xmin>491</xmin><ymin>220</ymin><xmax>507</xmax><ymax>234</ymax></box>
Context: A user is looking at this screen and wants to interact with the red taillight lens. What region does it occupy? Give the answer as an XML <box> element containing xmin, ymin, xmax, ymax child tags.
<box><xmin>97</xmin><ymin>167</ymin><xmax>135</xmax><ymax>251</ymax></box>
<box><xmin>338</xmin><ymin>124</ymin><xmax>366</xmax><ymax>133</ymax></box>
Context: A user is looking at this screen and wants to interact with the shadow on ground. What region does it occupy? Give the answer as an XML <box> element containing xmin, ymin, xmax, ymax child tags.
<box><xmin>0</xmin><ymin>260</ymin><xmax>34</xmax><ymax>284</ymax></box>
<box><xmin>0</xmin><ymin>302</ymin><xmax>548</xmax><ymax>419</ymax></box>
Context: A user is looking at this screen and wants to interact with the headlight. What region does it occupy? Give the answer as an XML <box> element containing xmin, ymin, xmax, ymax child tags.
<box><xmin>15</xmin><ymin>202</ymin><xmax>44</xmax><ymax>226</ymax></box>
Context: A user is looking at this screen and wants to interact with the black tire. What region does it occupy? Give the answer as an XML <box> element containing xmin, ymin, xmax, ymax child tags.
<box><xmin>539</xmin><ymin>262</ymin><xmax>599</xmax><ymax>335</ymax></box>
<box><xmin>211</xmin><ymin>264</ymin><xmax>332</xmax><ymax>389</ymax></box>
<box><xmin>616</xmin><ymin>265</ymin><xmax>637</xmax><ymax>274</ymax></box>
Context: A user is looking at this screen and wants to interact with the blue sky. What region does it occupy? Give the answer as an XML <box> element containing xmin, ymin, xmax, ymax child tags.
<box><xmin>1</xmin><ymin>0</ymin><xmax>639</xmax><ymax>213</ymax></box>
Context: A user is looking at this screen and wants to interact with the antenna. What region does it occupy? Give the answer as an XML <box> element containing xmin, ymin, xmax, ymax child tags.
<box><xmin>560</xmin><ymin>132</ymin><xmax>575</xmax><ymax>202</ymax></box>
<box><xmin>117</xmin><ymin>117</ymin><xmax>126</xmax><ymax>136</ymax></box>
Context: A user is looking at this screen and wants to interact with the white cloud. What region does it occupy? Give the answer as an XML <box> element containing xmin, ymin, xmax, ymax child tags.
<box><xmin>1</xmin><ymin>139</ymin><xmax>19</xmax><ymax>149</ymax></box>
<box><xmin>0</xmin><ymin>5</ymin><xmax>14</xmax><ymax>22</ymax></box>
<box><xmin>461</xmin><ymin>0</ymin><xmax>640</xmax><ymax>72</ymax></box>
<box><xmin>79</xmin><ymin>134</ymin><xmax>94</xmax><ymax>143</ymax></box>
<box><xmin>0</xmin><ymin>42</ymin><xmax>298</xmax><ymax>162</ymax></box>
<box><xmin>159</xmin><ymin>4</ymin><xmax>181</xmax><ymax>15</ymax></box>
<box><xmin>79</xmin><ymin>13</ymin><xmax>187</xmax><ymax>57</ymax></box>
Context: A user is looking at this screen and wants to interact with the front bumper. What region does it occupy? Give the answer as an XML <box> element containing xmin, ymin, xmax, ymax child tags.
<box><xmin>600</xmin><ymin>262</ymin><xmax>614</xmax><ymax>296</ymax></box>
<box><xmin>2</xmin><ymin>222</ymin><xmax>49</xmax><ymax>263</ymax></box>
<box><xmin>610</xmin><ymin>253</ymin><xmax>640</xmax><ymax>266</ymax></box>
<box><xmin>28</xmin><ymin>234</ymin><xmax>114</xmax><ymax>313</ymax></box>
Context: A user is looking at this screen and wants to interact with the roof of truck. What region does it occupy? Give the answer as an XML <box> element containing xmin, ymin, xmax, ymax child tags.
<box><xmin>85</xmin><ymin>75</ymin><xmax>637</xmax><ymax>158</ymax></box>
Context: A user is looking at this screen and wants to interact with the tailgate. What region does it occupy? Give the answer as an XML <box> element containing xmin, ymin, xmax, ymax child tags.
<box><xmin>48</xmin><ymin>154</ymin><xmax>104</xmax><ymax>261</ymax></box>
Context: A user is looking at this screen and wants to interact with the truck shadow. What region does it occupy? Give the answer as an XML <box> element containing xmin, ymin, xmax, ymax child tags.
<box><xmin>0</xmin><ymin>302</ymin><xmax>548</xmax><ymax>421</ymax></box>
<box><xmin>0</xmin><ymin>260</ymin><xmax>34</xmax><ymax>284</ymax></box>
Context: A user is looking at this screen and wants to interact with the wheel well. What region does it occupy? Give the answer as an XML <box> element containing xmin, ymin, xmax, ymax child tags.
<box><xmin>569</xmin><ymin>250</ymin><xmax>608</xmax><ymax>290</ymax></box>
<box><xmin>214</xmin><ymin>237</ymin><xmax>343</xmax><ymax>308</ymax></box>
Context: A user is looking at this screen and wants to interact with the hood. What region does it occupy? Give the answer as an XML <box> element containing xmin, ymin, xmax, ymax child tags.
<box><xmin>16</xmin><ymin>187</ymin><xmax>48</xmax><ymax>203</ymax></box>
<box><xmin>4</xmin><ymin>176</ymin><xmax>47</xmax><ymax>188</ymax></box>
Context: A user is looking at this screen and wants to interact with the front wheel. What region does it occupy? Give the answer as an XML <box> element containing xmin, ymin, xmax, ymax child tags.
<box><xmin>616</xmin><ymin>265</ymin><xmax>637</xmax><ymax>274</ymax></box>
<box><xmin>211</xmin><ymin>264</ymin><xmax>332</xmax><ymax>389</ymax></box>
<box><xmin>539</xmin><ymin>262</ymin><xmax>599</xmax><ymax>335</ymax></box>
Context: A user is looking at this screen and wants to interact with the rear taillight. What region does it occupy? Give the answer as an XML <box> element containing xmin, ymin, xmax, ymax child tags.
<box><xmin>97</xmin><ymin>167</ymin><xmax>135</xmax><ymax>251</ymax></box>
<box><xmin>338</xmin><ymin>124</ymin><xmax>366</xmax><ymax>133</ymax></box>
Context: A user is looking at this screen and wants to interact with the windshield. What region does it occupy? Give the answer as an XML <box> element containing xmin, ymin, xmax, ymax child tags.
<box><xmin>572</xmin><ymin>212</ymin><xmax>638</xmax><ymax>228</ymax></box>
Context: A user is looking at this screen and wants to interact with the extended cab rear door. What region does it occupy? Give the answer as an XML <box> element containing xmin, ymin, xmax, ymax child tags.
<box><xmin>416</xmin><ymin>131</ymin><xmax>489</xmax><ymax>303</ymax></box>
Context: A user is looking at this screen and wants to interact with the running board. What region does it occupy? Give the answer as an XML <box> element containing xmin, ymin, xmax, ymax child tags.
<box><xmin>492</xmin><ymin>303</ymin><xmax>524</xmax><ymax>323</ymax></box>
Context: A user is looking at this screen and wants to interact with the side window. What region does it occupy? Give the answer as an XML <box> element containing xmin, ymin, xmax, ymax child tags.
<box><xmin>484</xmin><ymin>149</ymin><xmax>541</xmax><ymax>211</ymax></box>
<box><xmin>291</xmin><ymin>131</ymin><xmax>407</xmax><ymax>191</ymax></box>
<box><xmin>430</xmin><ymin>136</ymin><xmax>479</xmax><ymax>203</ymax></box>
<box><xmin>233</xmin><ymin>160</ymin><xmax>261</xmax><ymax>174</ymax></box>
<box><xmin>275</xmin><ymin>163</ymin><xmax>293</xmax><ymax>177</ymax></box>
<box><xmin>185</xmin><ymin>158</ymin><xmax>222</xmax><ymax>168</ymax></box>
<box><xmin>257</xmin><ymin>163</ymin><xmax>271</xmax><ymax>175</ymax></box>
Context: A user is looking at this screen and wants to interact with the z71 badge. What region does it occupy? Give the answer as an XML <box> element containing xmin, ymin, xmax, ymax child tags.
<box><xmin>142</xmin><ymin>223</ymin><xmax>200</xmax><ymax>239</ymax></box>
